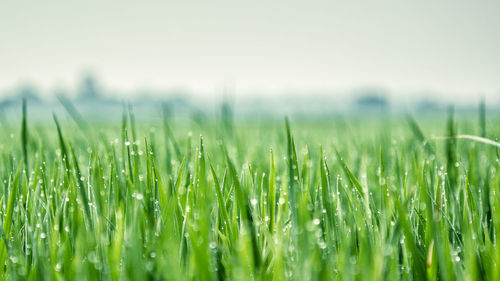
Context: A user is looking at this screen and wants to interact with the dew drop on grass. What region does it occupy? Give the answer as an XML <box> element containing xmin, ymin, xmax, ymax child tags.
<box><xmin>9</xmin><ymin>256</ymin><xmax>18</xmax><ymax>263</ymax></box>
<box><xmin>250</xmin><ymin>198</ymin><xmax>258</xmax><ymax>206</ymax></box>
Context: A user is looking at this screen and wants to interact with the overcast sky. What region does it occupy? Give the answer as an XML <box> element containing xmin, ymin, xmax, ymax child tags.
<box><xmin>1</xmin><ymin>0</ymin><xmax>499</xmax><ymax>99</ymax></box>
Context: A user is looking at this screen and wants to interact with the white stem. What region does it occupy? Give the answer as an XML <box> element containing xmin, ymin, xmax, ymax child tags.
<box><xmin>432</xmin><ymin>134</ymin><xmax>500</xmax><ymax>148</ymax></box>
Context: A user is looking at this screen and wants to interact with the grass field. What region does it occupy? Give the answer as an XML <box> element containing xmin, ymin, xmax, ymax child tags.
<box><xmin>0</xmin><ymin>101</ymin><xmax>499</xmax><ymax>280</ymax></box>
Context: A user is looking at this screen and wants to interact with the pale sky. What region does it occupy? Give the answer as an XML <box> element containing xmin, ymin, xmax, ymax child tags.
<box><xmin>1</xmin><ymin>0</ymin><xmax>499</xmax><ymax>99</ymax></box>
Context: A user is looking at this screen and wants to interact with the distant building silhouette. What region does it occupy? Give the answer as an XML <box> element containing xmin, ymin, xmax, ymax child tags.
<box><xmin>18</xmin><ymin>85</ymin><xmax>41</xmax><ymax>103</ymax></box>
<box><xmin>356</xmin><ymin>95</ymin><xmax>388</xmax><ymax>108</ymax></box>
<box><xmin>0</xmin><ymin>84</ymin><xmax>41</xmax><ymax>108</ymax></box>
<box><xmin>354</xmin><ymin>88</ymin><xmax>389</xmax><ymax>110</ymax></box>
<box><xmin>77</xmin><ymin>74</ymin><xmax>101</xmax><ymax>101</ymax></box>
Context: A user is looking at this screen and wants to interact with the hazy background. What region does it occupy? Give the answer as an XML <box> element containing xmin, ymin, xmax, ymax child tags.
<box><xmin>1</xmin><ymin>0</ymin><xmax>499</xmax><ymax>118</ymax></box>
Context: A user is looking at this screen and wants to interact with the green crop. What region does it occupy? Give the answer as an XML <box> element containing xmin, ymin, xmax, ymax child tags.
<box><xmin>0</xmin><ymin>100</ymin><xmax>498</xmax><ymax>280</ymax></box>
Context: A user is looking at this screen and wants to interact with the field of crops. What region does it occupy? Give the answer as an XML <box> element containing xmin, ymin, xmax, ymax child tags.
<box><xmin>0</xmin><ymin>101</ymin><xmax>498</xmax><ymax>280</ymax></box>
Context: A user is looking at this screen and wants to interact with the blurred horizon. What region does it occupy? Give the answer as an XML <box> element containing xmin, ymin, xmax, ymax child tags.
<box><xmin>0</xmin><ymin>72</ymin><xmax>495</xmax><ymax>124</ymax></box>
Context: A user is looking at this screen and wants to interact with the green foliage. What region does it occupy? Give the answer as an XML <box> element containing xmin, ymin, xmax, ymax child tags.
<box><xmin>0</xmin><ymin>103</ymin><xmax>498</xmax><ymax>280</ymax></box>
